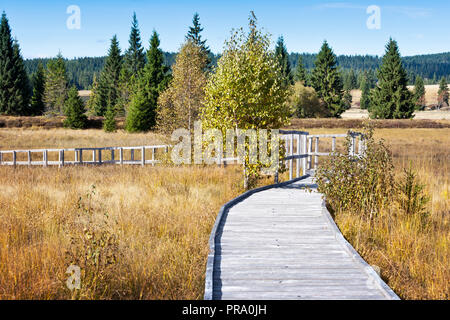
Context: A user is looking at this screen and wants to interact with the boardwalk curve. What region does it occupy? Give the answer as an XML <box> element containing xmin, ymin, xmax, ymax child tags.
<box><xmin>205</xmin><ymin>174</ymin><xmax>399</xmax><ymax>300</ymax></box>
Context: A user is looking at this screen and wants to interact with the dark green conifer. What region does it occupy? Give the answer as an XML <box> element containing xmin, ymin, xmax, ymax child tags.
<box><xmin>311</xmin><ymin>41</ymin><xmax>345</xmax><ymax>117</ymax></box>
<box><xmin>275</xmin><ymin>36</ymin><xmax>293</xmax><ymax>86</ymax></box>
<box><xmin>126</xmin><ymin>31</ymin><xmax>169</xmax><ymax>132</ymax></box>
<box><xmin>64</xmin><ymin>86</ymin><xmax>87</xmax><ymax>129</ymax></box>
<box><xmin>370</xmin><ymin>38</ymin><xmax>414</xmax><ymax>119</ymax></box>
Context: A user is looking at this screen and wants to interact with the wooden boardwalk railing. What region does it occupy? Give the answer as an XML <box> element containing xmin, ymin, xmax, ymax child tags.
<box><xmin>0</xmin><ymin>145</ymin><xmax>169</xmax><ymax>167</ymax></box>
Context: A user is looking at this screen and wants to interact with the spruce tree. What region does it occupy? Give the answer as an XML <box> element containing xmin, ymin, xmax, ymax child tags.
<box><xmin>343</xmin><ymin>69</ymin><xmax>357</xmax><ymax>90</ymax></box>
<box><xmin>294</xmin><ymin>56</ymin><xmax>307</xmax><ymax>84</ymax></box>
<box><xmin>126</xmin><ymin>31</ymin><xmax>168</xmax><ymax>132</ymax></box>
<box><xmin>123</xmin><ymin>13</ymin><xmax>146</xmax><ymax>75</ymax></box>
<box><xmin>370</xmin><ymin>39</ymin><xmax>414</xmax><ymax>119</ymax></box>
<box><xmin>93</xmin><ymin>35</ymin><xmax>122</xmax><ymax>116</ymax></box>
<box><xmin>437</xmin><ymin>77</ymin><xmax>449</xmax><ymax>108</ymax></box>
<box><xmin>311</xmin><ymin>41</ymin><xmax>345</xmax><ymax>117</ymax></box>
<box><xmin>275</xmin><ymin>36</ymin><xmax>293</xmax><ymax>86</ymax></box>
<box><xmin>360</xmin><ymin>75</ymin><xmax>371</xmax><ymax>110</ymax></box>
<box><xmin>0</xmin><ymin>12</ymin><xmax>31</xmax><ymax>115</ymax></box>
<box><xmin>10</xmin><ymin>40</ymin><xmax>31</xmax><ymax>115</ymax></box>
<box><xmin>413</xmin><ymin>75</ymin><xmax>426</xmax><ymax>110</ymax></box>
<box><xmin>186</xmin><ymin>13</ymin><xmax>210</xmax><ymax>56</ymax></box>
<box><xmin>44</xmin><ymin>53</ymin><xmax>68</xmax><ymax>115</ymax></box>
<box><xmin>103</xmin><ymin>104</ymin><xmax>117</xmax><ymax>132</ymax></box>
<box><xmin>30</xmin><ymin>63</ymin><xmax>46</xmax><ymax>115</ymax></box>
<box><xmin>64</xmin><ymin>86</ymin><xmax>87</xmax><ymax>129</ymax></box>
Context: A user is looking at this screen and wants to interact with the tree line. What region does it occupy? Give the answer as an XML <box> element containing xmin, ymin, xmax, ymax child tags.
<box><xmin>1</xmin><ymin>10</ymin><xmax>449</xmax><ymax>129</ymax></box>
<box><xmin>23</xmin><ymin>51</ymin><xmax>450</xmax><ymax>91</ymax></box>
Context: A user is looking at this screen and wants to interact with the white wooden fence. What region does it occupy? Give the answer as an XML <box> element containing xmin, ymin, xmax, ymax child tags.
<box><xmin>276</xmin><ymin>130</ymin><xmax>365</xmax><ymax>182</ymax></box>
<box><xmin>0</xmin><ymin>145</ymin><xmax>169</xmax><ymax>167</ymax></box>
<box><xmin>0</xmin><ymin>131</ymin><xmax>364</xmax><ymax>181</ymax></box>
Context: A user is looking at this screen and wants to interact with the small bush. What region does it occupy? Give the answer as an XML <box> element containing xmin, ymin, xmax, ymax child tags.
<box><xmin>396</xmin><ymin>165</ymin><xmax>430</xmax><ymax>216</ymax></box>
<box><xmin>316</xmin><ymin>124</ymin><xmax>394</xmax><ymax>219</ymax></box>
<box><xmin>65</xmin><ymin>185</ymin><xmax>119</xmax><ymax>299</ymax></box>
<box><xmin>290</xmin><ymin>82</ymin><xmax>330</xmax><ymax>118</ymax></box>
<box><xmin>63</xmin><ymin>87</ymin><xmax>88</xmax><ymax>129</ymax></box>
<box><xmin>103</xmin><ymin>105</ymin><xmax>117</xmax><ymax>132</ymax></box>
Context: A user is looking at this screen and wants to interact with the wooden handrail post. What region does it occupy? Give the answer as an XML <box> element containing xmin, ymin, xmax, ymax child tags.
<box><xmin>302</xmin><ymin>134</ymin><xmax>307</xmax><ymax>175</ymax></box>
<box><xmin>141</xmin><ymin>147</ymin><xmax>145</xmax><ymax>166</ymax></box>
<box><xmin>289</xmin><ymin>134</ymin><xmax>293</xmax><ymax>180</ymax></box>
<box><xmin>120</xmin><ymin>148</ymin><xmax>124</xmax><ymax>165</ymax></box>
<box><xmin>314</xmin><ymin>137</ymin><xmax>319</xmax><ymax>169</ymax></box>
<box><xmin>152</xmin><ymin>148</ymin><xmax>155</xmax><ymax>167</ymax></box>
<box><xmin>59</xmin><ymin>150</ymin><xmax>64</xmax><ymax>168</ymax></box>
<box><xmin>307</xmin><ymin>137</ymin><xmax>312</xmax><ymax>170</ymax></box>
<box><xmin>44</xmin><ymin>150</ymin><xmax>48</xmax><ymax>167</ymax></box>
<box><xmin>296</xmin><ymin>134</ymin><xmax>300</xmax><ymax>178</ymax></box>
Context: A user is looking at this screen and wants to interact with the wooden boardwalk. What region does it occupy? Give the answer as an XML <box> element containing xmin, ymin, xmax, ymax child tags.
<box><xmin>205</xmin><ymin>174</ymin><xmax>399</xmax><ymax>300</ymax></box>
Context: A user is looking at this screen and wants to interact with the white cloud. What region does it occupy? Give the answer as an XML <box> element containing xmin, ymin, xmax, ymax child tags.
<box><xmin>385</xmin><ymin>6</ymin><xmax>432</xmax><ymax>19</ymax></box>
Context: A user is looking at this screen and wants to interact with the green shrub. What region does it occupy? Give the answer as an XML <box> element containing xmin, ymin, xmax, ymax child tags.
<box><xmin>315</xmin><ymin>125</ymin><xmax>394</xmax><ymax>219</ymax></box>
<box><xmin>63</xmin><ymin>86</ymin><xmax>87</xmax><ymax>129</ymax></box>
<box><xmin>103</xmin><ymin>104</ymin><xmax>117</xmax><ymax>132</ymax></box>
<box><xmin>396</xmin><ymin>165</ymin><xmax>430</xmax><ymax>216</ymax></box>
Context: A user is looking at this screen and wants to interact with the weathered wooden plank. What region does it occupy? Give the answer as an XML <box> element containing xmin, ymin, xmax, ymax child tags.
<box><xmin>206</xmin><ymin>174</ymin><xmax>399</xmax><ymax>300</ymax></box>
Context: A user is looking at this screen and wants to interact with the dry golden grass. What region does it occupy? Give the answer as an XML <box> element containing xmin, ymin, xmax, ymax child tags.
<box><xmin>0</xmin><ymin>127</ymin><xmax>448</xmax><ymax>299</ymax></box>
<box><xmin>0</xmin><ymin>165</ymin><xmax>243</xmax><ymax>299</ymax></box>
<box><xmin>0</xmin><ymin>128</ymin><xmax>244</xmax><ymax>299</ymax></box>
<box><xmin>304</xmin><ymin>127</ymin><xmax>449</xmax><ymax>300</ymax></box>
<box><xmin>0</xmin><ymin>128</ymin><xmax>168</xmax><ymax>150</ymax></box>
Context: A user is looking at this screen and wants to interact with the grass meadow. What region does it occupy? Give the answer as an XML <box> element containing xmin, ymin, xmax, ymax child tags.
<box><xmin>0</xmin><ymin>125</ymin><xmax>448</xmax><ymax>299</ymax></box>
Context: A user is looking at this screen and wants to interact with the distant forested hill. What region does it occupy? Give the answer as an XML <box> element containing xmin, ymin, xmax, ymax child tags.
<box><xmin>289</xmin><ymin>52</ymin><xmax>450</xmax><ymax>84</ymax></box>
<box><xmin>24</xmin><ymin>52</ymin><xmax>449</xmax><ymax>90</ymax></box>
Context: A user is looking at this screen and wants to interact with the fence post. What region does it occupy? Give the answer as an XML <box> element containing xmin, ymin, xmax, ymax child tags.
<box><xmin>79</xmin><ymin>149</ymin><xmax>83</xmax><ymax>164</ymax></box>
<box><xmin>141</xmin><ymin>147</ymin><xmax>145</xmax><ymax>166</ymax></box>
<box><xmin>13</xmin><ymin>151</ymin><xmax>16</xmax><ymax>167</ymax></box>
<box><xmin>28</xmin><ymin>151</ymin><xmax>32</xmax><ymax>166</ymax></box>
<box><xmin>0</xmin><ymin>152</ymin><xmax>2</xmax><ymax>165</ymax></box>
<box><xmin>352</xmin><ymin>135</ymin><xmax>356</xmax><ymax>156</ymax></box>
<box><xmin>289</xmin><ymin>134</ymin><xmax>293</xmax><ymax>180</ymax></box>
<box><xmin>120</xmin><ymin>148</ymin><xmax>124</xmax><ymax>165</ymax></box>
<box><xmin>130</xmin><ymin>149</ymin><xmax>135</xmax><ymax>162</ymax></box>
<box><xmin>296</xmin><ymin>134</ymin><xmax>300</xmax><ymax>178</ymax></box>
<box><xmin>307</xmin><ymin>137</ymin><xmax>312</xmax><ymax>170</ymax></box>
<box><xmin>302</xmin><ymin>134</ymin><xmax>307</xmax><ymax>175</ymax></box>
<box><xmin>75</xmin><ymin>149</ymin><xmax>78</xmax><ymax>163</ymax></box>
<box><xmin>98</xmin><ymin>149</ymin><xmax>102</xmax><ymax>165</ymax></box>
<box><xmin>59</xmin><ymin>150</ymin><xmax>64</xmax><ymax>168</ymax></box>
<box><xmin>314</xmin><ymin>137</ymin><xmax>319</xmax><ymax>169</ymax></box>
<box><xmin>44</xmin><ymin>150</ymin><xmax>48</xmax><ymax>167</ymax></box>
<box><xmin>332</xmin><ymin>137</ymin><xmax>336</xmax><ymax>152</ymax></box>
<box><xmin>93</xmin><ymin>150</ymin><xmax>96</xmax><ymax>163</ymax></box>
<box><xmin>111</xmin><ymin>149</ymin><xmax>115</xmax><ymax>163</ymax></box>
<box><xmin>152</xmin><ymin>148</ymin><xmax>155</xmax><ymax>167</ymax></box>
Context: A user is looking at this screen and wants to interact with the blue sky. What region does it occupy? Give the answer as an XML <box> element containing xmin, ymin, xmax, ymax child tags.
<box><xmin>2</xmin><ymin>0</ymin><xmax>449</xmax><ymax>59</ymax></box>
